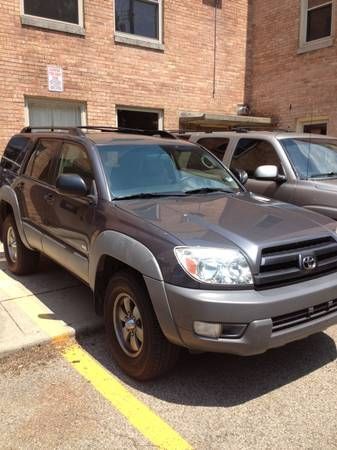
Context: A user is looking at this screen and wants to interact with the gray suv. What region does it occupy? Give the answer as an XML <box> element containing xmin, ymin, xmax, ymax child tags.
<box><xmin>1</xmin><ymin>126</ymin><xmax>337</xmax><ymax>380</ymax></box>
<box><xmin>188</xmin><ymin>131</ymin><xmax>337</xmax><ymax>220</ymax></box>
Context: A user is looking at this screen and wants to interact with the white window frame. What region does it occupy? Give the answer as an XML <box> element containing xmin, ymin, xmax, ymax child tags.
<box><xmin>116</xmin><ymin>106</ymin><xmax>164</xmax><ymax>130</ymax></box>
<box><xmin>20</xmin><ymin>0</ymin><xmax>85</xmax><ymax>36</ymax></box>
<box><xmin>114</xmin><ymin>0</ymin><xmax>164</xmax><ymax>51</ymax></box>
<box><xmin>296</xmin><ymin>116</ymin><xmax>329</xmax><ymax>133</ymax></box>
<box><xmin>24</xmin><ymin>97</ymin><xmax>87</xmax><ymax>127</ymax></box>
<box><xmin>299</xmin><ymin>0</ymin><xmax>334</xmax><ymax>53</ymax></box>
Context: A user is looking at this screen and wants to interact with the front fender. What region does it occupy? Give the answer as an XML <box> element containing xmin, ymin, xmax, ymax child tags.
<box><xmin>89</xmin><ymin>231</ymin><xmax>183</xmax><ymax>346</ymax></box>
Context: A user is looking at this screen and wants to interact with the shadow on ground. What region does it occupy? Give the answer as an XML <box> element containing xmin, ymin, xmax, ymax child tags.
<box><xmin>79</xmin><ymin>329</ymin><xmax>337</xmax><ymax>408</ymax></box>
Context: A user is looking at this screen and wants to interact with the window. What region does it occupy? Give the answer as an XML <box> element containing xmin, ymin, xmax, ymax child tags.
<box><xmin>231</xmin><ymin>139</ymin><xmax>283</xmax><ymax>178</ymax></box>
<box><xmin>97</xmin><ymin>143</ymin><xmax>240</xmax><ymax>198</ymax></box>
<box><xmin>303</xmin><ymin>123</ymin><xmax>327</xmax><ymax>134</ymax></box>
<box><xmin>197</xmin><ymin>137</ymin><xmax>229</xmax><ymax>161</ymax></box>
<box><xmin>57</xmin><ymin>143</ymin><xmax>94</xmax><ymax>191</ymax></box>
<box><xmin>1</xmin><ymin>137</ymin><xmax>30</xmax><ymax>174</ymax></box>
<box><xmin>297</xmin><ymin>117</ymin><xmax>328</xmax><ymax>134</ymax></box>
<box><xmin>21</xmin><ymin>0</ymin><xmax>84</xmax><ymax>35</ymax></box>
<box><xmin>26</xmin><ymin>98</ymin><xmax>86</xmax><ymax>129</ymax></box>
<box><xmin>281</xmin><ymin>138</ymin><xmax>337</xmax><ymax>179</ymax></box>
<box><xmin>29</xmin><ymin>140</ymin><xmax>59</xmax><ymax>184</ymax></box>
<box><xmin>117</xmin><ymin>107</ymin><xmax>163</xmax><ymax>130</ymax></box>
<box><xmin>299</xmin><ymin>0</ymin><xmax>334</xmax><ymax>52</ymax></box>
<box><xmin>115</xmin><ymin>0</ymin><xmax>163</xmax><ymax>48</ymax></box>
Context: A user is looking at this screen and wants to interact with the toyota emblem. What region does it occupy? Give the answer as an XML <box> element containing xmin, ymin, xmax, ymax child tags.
<box><xmin>300</xmin><ymin>255</ymin><xmax>317</xmax><ymax>271</ymax></box>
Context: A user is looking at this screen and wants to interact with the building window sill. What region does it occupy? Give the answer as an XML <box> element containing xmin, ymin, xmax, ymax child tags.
<box><xmin>298</xmin><ymin>36</ymin><xmax>334</xmax><ymax>54</ymax></box>
<box><xmin>21</xmin><ymin>15</ymin><xmax>85</xmax><ymax>36</ymax></box>
<box><xmin>114</xmin><ymin>33</ymin><xmax>164</xmax><ymax>51</ymax></box>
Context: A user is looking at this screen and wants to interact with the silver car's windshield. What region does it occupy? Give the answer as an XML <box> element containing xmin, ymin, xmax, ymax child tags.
<box><xmin>97</xmin><ymin>143</ymin><xmax>242</xmax><ymax>199</ymax></box>
<box><xmin>280</xmin><ymin>138</ymin><xmax>337</xmax><ymax>179</ymax></box>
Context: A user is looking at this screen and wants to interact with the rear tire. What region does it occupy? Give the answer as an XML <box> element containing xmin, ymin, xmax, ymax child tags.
<box><xmin>2</xmin><ymin>215</ymin><xmax>40</xmax><ymax>275</ymax></box>
<box><xmin>104</xmin><ymin>271</ymin><xmax>180</xmax><ymax>380</ymax></box>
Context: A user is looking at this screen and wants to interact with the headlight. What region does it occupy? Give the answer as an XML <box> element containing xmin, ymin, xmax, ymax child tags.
<box><xmin>174</xmin><ymin>247</ymin><xmax>253</xmax><ymax>286</ymax></box>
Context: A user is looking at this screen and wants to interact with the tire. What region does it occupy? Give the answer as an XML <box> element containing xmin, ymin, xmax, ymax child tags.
<box><xmin>104</xmin><ymin>271</ymin><xmax>180</xmax><ymax>380</ymax></box>
<box><xmin>2</xmin><ymin>215</ymin><xmax>40</xmax><ymax>275</ymax></box>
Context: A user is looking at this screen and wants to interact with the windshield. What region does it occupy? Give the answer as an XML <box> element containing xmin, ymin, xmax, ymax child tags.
<box><xmin>97</xmin><ymin>143</ymin><xmax>241</xmax><ymax>199</ymax></box>
<box><xmin>281</xmin><ymin>138</ymin><xmax>337</xmax><ymax>179</ymax></box>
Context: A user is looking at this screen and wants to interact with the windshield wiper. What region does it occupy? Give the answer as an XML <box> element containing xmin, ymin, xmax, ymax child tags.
<box><xmin>184</xmin><ymin>187</ymin><xmax>234</xmax><ymax>195</ymax></box>
<box><xmin>309</xmin><ymin>172</ymin><xmax>337</xmax><ymax>179</ymax></box>
<box><xmin>114</xmin><ymin>192</ymin><xmax>187</xmax><ymax>200</ymax></box>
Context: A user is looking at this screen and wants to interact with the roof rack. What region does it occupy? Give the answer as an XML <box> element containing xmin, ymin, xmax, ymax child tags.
<box><xmin>76</xmin><ymin>126</ymin><xmax>177</xmax><ymax>139</ymax></box>
<box><xmin>21</xmin><ymin>126</ymin><xmax>83</xmax><ymax>136</ymax></box>
<box><xmin>21</xmin><ymin>126</ymin><xmax>177</xmax><ymax>140</ymax></box>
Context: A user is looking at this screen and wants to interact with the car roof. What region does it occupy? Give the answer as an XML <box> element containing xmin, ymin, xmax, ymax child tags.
<box><xmin>186</xmin><ymin>130</ymin><xmax>337</xmax><ymax>141</ymax></box>
<box><xmin>16</xmin><ymin>130</ymin><xmax>196</xmax><ymax>147</ymax></box>
<box><xmin>84</xmin><ymin>132</ymin><xmax>195</xmax><ymax>147</ymax></box>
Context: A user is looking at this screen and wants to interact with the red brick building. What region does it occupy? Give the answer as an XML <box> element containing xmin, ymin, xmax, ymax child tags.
<box><xmin>0</xmin><ymin>0</ymin><xmax>254</xmax><ymax>149</ymax></box>
<box><xmin>1</xmin><ymin>1</ymin><xmax>334</xmax><ymax>151</ymax></box>
<box><xmin>249</xmin><ymin>0</ymin><xmax>337</xmax><ymax>135</ymax></box>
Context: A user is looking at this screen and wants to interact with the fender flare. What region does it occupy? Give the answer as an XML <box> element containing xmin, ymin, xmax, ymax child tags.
<box><xmin>89</xmin><ymin>231</ymin><xmax>183</xmax><ymax>346</ymax></box>
<box><xmin>0</xmin><ymin>185</ymin><xmax>33</xmax><ymax>249</ymax></box>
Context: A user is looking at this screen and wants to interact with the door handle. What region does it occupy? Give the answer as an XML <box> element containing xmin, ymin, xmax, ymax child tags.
<box><xmin>16</xmin><ymin>181</ymin><xmax>24</xmax><ymax>190</ymax></box>
<box><xmin>44</xmin><ymin>193</ymin><xmax>55</xmax><ymax>205</ymax></box>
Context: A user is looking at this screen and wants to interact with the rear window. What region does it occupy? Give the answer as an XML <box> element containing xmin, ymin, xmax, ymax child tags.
<box><xmin>1</xmin><ymin>137</ymin><xmax>30</xmax><ymax>173</ymax></box>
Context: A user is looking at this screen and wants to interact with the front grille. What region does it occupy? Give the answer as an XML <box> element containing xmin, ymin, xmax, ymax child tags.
<box><xmin>272</xmin><ymin>299</ymin><xmax>337</xmax><ymax>333</ymax></box>
<box><xmin>255</xmin><ymin>236</ymin><xmax>337</xmax><ymax>288</ymax></box>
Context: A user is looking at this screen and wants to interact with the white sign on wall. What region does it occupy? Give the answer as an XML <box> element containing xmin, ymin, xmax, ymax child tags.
<box><xmin>47</xmin><ymin>65</ymin><xmax>64</xmax><ymax>92</ymax></box>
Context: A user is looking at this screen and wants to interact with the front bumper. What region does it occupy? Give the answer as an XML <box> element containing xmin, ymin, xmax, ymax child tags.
<box><xmin>163</xmin><ymin>272</ymin><xmax>337</xmax><ymax>355</ymax></box>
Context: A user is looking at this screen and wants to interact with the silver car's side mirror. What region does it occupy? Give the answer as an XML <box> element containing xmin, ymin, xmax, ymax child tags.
<box><xmin>254</xmin><ymin>165</ymin><xmax>279</xmax><ymax>181</ymax></box>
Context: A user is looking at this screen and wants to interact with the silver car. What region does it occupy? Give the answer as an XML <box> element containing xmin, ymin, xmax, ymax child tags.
<box><xmin>188</xmin><ymin>131</ymin><xmax>337</xmax><ymax>220</ymax></box>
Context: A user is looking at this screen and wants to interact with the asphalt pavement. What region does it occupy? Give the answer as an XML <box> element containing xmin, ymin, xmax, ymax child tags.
<box><xmin>1</xmin><ymin>326</ymin><xmax>337</xmax><ymax>449</ymax></box>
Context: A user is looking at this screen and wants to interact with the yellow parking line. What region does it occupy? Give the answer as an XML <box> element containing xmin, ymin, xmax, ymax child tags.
<box><xmin>63</xmin><ymin>344</ymin><xmax>192</xmax><ymax>450</ymax></box>
<box><xmin>3</xmin><ymin>280</ymin><xmax>192</xmax><ymax>450</ymax></box>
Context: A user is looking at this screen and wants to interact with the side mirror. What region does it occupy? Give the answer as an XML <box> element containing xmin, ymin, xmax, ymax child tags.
<box><xmin>254</xmin><ymin>165</ymin><xmax>282</xmax><ymax>181</ymax></box>
<box><xmin>56</xmin><ymin>174</ymin><xmax>88</xmax><ymax>197</ymax></box>
<box><xmin>231</xmin><ymin>168</ymin><xmax>248</xmax><ymax>185</ymax></box>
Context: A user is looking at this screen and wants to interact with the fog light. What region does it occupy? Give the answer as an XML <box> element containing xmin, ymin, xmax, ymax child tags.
<box><xmin>194</xmin><ymin>321</ymin><xmax>222</xmax><ymax>338</ymax></box>
<box><xmin>221</xmin><ymin>324</ymin><xmax>247</xmax><ymax>339</ymax></box>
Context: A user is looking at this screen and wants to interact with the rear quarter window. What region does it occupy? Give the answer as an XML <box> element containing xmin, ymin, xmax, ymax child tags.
<box><xmin>1</xmin><ymin>136</ymin><xmax>30</xmax><ymax>173</ymax></box>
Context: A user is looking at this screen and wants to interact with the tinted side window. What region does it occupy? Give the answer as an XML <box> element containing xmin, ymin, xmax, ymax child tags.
<box><xmin>57</xmin><ymin>143</ymin><xmax>94</xmax><ymax>190</ymax></box>
<box><xmin>29</xmin><ymin>140</ymin><xmax>59</xmax><ymax>183</ymax></box>
<box><xmin>1</xmin><ymin>137</ymin><xmax>30</xmax><ymax>173</ymax></box>
<box><xmin>197</xmin><ymin>137</ymin><xmax>229</xmax><ymax>160</ymax></box>
<box><xmin>231</xmin><ymin>139</ymin><xmax>283</xmax><ymax>177</ymax></box>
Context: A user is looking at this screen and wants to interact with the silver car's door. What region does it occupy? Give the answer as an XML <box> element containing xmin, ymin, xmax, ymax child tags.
<box><xmin>229</xmin><ymin>138</ymin><xmax>294</xmax><ymax>202</ymax></box>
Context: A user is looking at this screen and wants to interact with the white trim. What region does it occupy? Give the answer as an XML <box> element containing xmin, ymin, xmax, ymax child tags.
<box><xmin>114</xmin><ymin>0</ymin><xmax>163</xmax><ymax>47</ymax></box>
<box><xmin>20</xmin><ymin>0</ymin><xmax>84</xmax><ymax>33</ymax></box>
<box><xmin>116</xmin><ymin>106</ymin><xmax>164</xmax><ymax>130</ymax></box>
<box><xmin>24</xmin><ymin>97</ymin><xmax>87</xmax><ymax>127</ymax></box>
<box><xmin>299</xmin><ymin>0</ymin><xmax>334</xmax><ymax>52</ymax></box>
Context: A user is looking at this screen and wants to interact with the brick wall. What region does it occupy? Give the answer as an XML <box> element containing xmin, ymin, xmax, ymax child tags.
<box><xmin>0</xmin><ymin>0</ymin><xmax>249</xmax><ymax>150</ymax></box>
<box><xmin>248</xmin><ymin>0</ymin><xmax>337</xmax><ymax>134</ymax></box>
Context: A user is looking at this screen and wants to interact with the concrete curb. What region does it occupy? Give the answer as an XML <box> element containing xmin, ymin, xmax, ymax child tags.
<box><xmin>0</xmin><ymin>320</ymin><xmax>104</xmax><ymax>359</ymax></box>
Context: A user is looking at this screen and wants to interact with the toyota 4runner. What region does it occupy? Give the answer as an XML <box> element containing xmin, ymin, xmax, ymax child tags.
<box><xmin>1</xmin><ymin>126</ymin><xmax>337</xmax><ymax>380</ymax></box>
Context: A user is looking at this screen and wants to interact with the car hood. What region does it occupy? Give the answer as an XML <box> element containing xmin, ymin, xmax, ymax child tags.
<box><xmin>116</xmin><ymin>192</ymin><xmax>336</xmax><ymax>264</ymax></box>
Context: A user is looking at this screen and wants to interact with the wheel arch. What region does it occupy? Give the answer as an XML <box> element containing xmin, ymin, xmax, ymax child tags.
<box><xmin>90</xmin><ymin>231</ymin><xmax>182</xmax><ymax>346</ymax></box>
<box><xmin>0</xmin><ymin>186</ymin><xmax>32</xmax><ymax>249</ymax></box>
